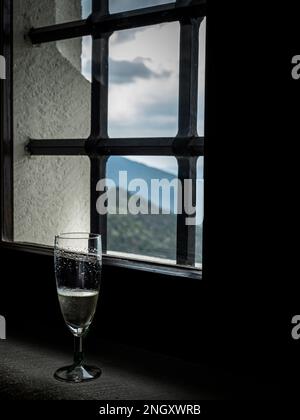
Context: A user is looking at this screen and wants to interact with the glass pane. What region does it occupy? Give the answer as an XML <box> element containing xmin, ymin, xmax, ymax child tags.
<box><xmin>197</xmin><ymin>18</ymin><xmax>206</xmax><ymax>136</ymax></box>
<box><xmin>108</xmin><ymin>22</ymin><xmax>179</xmax><ymax>137</ymax></box>
<box><xmin>13</xmin><ymin>35</ymin><xmax>91</xmax><ymax>141</ymax></box>
<box><xmin>16</xmin><ymin>0</ymin><xmax>92</xmax><ymax>27</ymax></box>
<box><xmin>81</xmin><ymin>0</ymin><xmax>92</xmax><ymax>18</ymax></box>
<box><xmin>195</xmin><ymin>157</ymin><xmax>204</xmax><ymax>267</ymax></box>
<box><xmin>14</xmin><ymin>157</ymin><xmax>90</xmax><ymax>246</ymax></box>
<box><xmin>105</xmin><ymin>157</ymin><xmax>178</xmax><ymax>263</ymax></box>
<box><xmin>110</xmin><ymin>0</ymin><xmax>175</xmax><ymax>14</ymax></box>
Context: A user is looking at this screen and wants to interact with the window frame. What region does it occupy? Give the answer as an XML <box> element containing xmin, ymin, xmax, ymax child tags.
<box><xmin>0</xmin><ymin>0</ymin><xmax>207</xmax><ymax>280</ymax></box>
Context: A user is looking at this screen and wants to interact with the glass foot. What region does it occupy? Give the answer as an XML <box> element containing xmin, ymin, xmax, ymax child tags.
<box><xmin>54</xmin><ymin>364</ymin><xmax>102</xmax><ymax>383</ymax></box>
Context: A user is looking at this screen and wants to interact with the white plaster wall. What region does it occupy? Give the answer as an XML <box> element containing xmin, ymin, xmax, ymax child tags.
<box><xmin>56</xmin><ymin>0</ymin><xmax>82</xmax><ymax>71</ymax></box>
<box><xmin>13</xmin><ymin>0</ymin><xmax>91</xmax><ymax>245</ymax></box>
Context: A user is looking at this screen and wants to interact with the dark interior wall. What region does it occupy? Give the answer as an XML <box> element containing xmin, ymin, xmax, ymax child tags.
<box><xmin>0</xmin><ymin>0</ymin><xmax>284</xmax><ymax>388</ymax></box>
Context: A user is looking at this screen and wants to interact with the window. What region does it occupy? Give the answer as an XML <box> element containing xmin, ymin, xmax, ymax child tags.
<box><xmin>1</xmin><ymin>0</ymin><xmax>206</xmax><ymax>273</ymax></box>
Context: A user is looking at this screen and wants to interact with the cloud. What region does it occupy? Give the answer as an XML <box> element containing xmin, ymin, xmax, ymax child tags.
<box><xmin>109</xmin><ymin>57</ymin><xmax>171</xmax><ymax>84</ymax></box>
<box><xmin>81</xmin><ymin>56</ymin><xmax>172</xmax><ymax>85</ymax></box>
<box><xmin>80</xmin><ymin>17</ymin><xmax>205</xmax><ymax>138</ymax></box>
<box><xmin>140</xmin><ymin>98</ymin><xmax>178</xmax><ymax>118</ymax></box>
<box><xmin>111</xmin><ymin>28</ymin><xmax>146</xmax><ymax>44</ymax></box>
<box><xmin>108</xmin><ymin>91</ymin><xmax>179</xmax><ymax>138</ymax></box>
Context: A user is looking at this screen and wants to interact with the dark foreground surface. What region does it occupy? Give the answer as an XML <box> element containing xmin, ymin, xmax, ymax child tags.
<box><xmin>0</xmin><ymin>336</ymin><xmax>280</xmax><ymax>400</ymax></box>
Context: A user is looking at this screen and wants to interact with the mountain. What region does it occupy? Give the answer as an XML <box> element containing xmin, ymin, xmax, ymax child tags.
<box><xmin>106</xmin><ymin>157</ymin><xmax>177</xmax><ymax>212</ymax></box>
<box><xmin>104</xmin><ymin>186</ymin><xmax>202</xmax><ymax>264</ymax></box>
<box><xmin>108</xmin><ymin>212</ymin><xmax>202</xmax><ymax>264</ymax></box>
<box><xmin>104</xmin><ymin>157</ymin><xmax>202</xmax><ymax>264</ymax></box>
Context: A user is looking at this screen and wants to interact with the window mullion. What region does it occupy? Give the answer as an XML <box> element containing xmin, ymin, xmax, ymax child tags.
<box><xmin>176</xmin><ymin>8</ymin><xmax>202</xmax><ymax>266</ymax></box>
<box><xmin>176</xmin><ymin>156</ymin><xmax>198</xmax><ymax>265</ymax></box>
<box><xmin>89</xmin><ymin>0</ymin><xmax>110</xmax><ymax>252</ymax></box>
<box><xmin>90</xmin><ymin>156</ymin><xmax>108</xmax><ymax>252</ymax></box>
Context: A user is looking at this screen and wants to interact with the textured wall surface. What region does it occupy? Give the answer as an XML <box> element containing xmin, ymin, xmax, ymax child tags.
<box><xmin>13</xmin><ymin>0</ymin><xmax>91</xmax><ymax>245</ymax></box>
<box><xmin>56</xmin><ymin>0</ymin><xmax>82</xmax><ymax>71</ymax></box>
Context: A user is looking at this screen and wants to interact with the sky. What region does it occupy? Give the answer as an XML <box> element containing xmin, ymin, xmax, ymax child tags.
<box><xmin>80</xmin><ymin>0</ymin><xmax>205</xmax><ymax>181</ymax></box>
<box><xmin>82</xmin><ymin>0</ymin><xmax>176</xmax><ymax>17</ymax></box>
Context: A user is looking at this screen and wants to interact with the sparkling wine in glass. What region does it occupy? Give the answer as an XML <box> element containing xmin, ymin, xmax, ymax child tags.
<box><xmin>54</xmin><ymin>232</ymin><xmax>102</xmax><ymax>382</ymax></box>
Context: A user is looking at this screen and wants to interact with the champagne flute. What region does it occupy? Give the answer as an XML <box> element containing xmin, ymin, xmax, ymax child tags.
<box><xmin>54</xmin><ymin>232</ymin><xmax>102</xmax><ymax>382</ymax></box>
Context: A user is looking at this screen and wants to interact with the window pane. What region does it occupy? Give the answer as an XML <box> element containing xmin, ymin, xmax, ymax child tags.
<box><xmin>195</xmin><ymin>157</ymin><xmax>204</xmax><ymax>267</ymax></box>
<box><xmin>13</xmin><ymin>35</ymin><xmax>91</xmax><ymax>142</ymax></box>
<box><xmin>108</xmin><ymin>22</ymin><xmax>179</xmax><ymax>137</ymax></box>
<box><xmin>105</xmin><ymin>157</ymin><xmax>178</xmax><ymax>263</ymax></box>
<box><xmin>198</xmin><ymin>17</ymin><xmax>206</xmax><ymax>136</ymax></box>
<box><xmin>14</xmin><ymin>157</ymin><xmax>90</xmax><ymax>246</ymax></box>
<box><xmin>110</xmin><ymin>0</ymin><xmax>175</xmax><ymax>14</ymax></box>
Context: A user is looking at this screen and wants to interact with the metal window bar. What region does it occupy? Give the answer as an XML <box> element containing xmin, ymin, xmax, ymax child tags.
<box><xmin>28</xmin><ymin>1</ymin><xmax>206</xmax><ymax>44</ymax></box>
<box><xmin>25</xmin><ymin>0</ymin><xmax>206</xmax><ymax>267</ymax></box>
<box><xmin>176</xmin><ymin>11</ymin><xmax>202</xmax><ymax>265</ymax></box>
<box><xmin>88</xmin><ymin>0</ymin><xmax>110</xmax><ymax>253</ymax></box>
<box><xmin>26</xmin><ymin>137</ymin><xmax>204</xmax><ymax>156</ymax></box>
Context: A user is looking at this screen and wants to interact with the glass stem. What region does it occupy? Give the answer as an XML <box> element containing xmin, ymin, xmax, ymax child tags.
<box><xmin>74</xmin><ymin>335</ymin><xmax>83</xmax><ymax>366</ymax></box>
